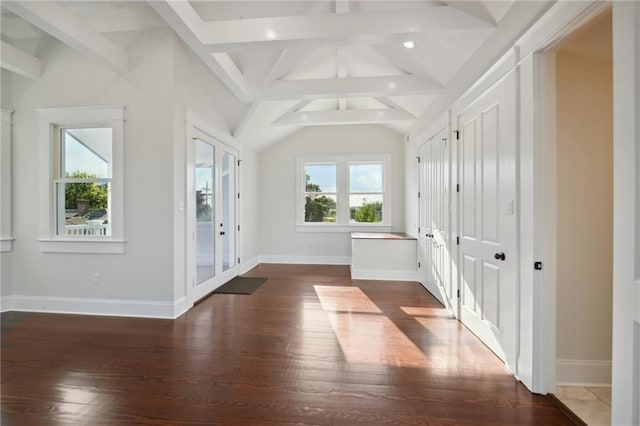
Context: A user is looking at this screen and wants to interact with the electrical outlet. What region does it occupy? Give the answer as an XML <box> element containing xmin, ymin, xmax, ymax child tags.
<box><xmin>92</xmin><ymin>273</ymin><xmax>100</xmax><ymax>286</ymax></box>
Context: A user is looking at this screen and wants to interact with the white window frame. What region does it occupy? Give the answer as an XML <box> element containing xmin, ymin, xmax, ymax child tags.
<box><xmin>296</xmin><ymin>153</ymin><xmax>392</xmax><ymax>232</ymax></box>
<box><xmin>38</xmin><ymin>106</ymin><xmax>125</xmax><ymax>254</ymax></box>
<box><xmin>0</xmin><ymin>109</ymin><xmax>13</xmax><ymax>252</ymax></box>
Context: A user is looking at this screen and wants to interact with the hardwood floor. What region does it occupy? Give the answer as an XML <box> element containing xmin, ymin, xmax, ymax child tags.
<box><xmin>1</xmin><ymin>264</ymin><xmax>572</xmax><ymax>425</ymax></box>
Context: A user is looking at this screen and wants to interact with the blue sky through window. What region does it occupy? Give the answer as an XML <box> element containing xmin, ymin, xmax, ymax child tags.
<box><xmin>350</xmin><ymin>164</ymin><xmax>383</xmax><ymax>193</ymax></box>
<box><xmin>64</xmin><ymin>129</ymin><xmax>110</xmax><ymax>178</ymax></box>
<box><xmin>305</xmin><ymin>164</ymin><xmax>336</xmax><ymax>193</ymax></box>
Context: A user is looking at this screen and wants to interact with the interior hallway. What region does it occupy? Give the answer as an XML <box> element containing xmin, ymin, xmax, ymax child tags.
<box><xmin>1</xmin><ymin>264</ymin><xmax>572</xmax><ymax>425</ymax></box>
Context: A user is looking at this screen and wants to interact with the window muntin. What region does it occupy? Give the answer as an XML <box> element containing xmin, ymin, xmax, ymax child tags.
<box><xmin>56</xmin><ymin>128</ymin><xmax>113</xmax><ymax>237</ymax></box>
<box><xmin>297</xmin><ymin>154</ymin><xmax>391</xmax><ymax>230</ymax></box>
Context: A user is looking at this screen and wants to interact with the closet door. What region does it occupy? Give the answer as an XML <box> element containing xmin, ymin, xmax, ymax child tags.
<box><xmin>456</xmin><ymin>72</ymin><xmax>518</xmax><ymax>368</ymax></box>
<box><xmin>418</xmin><ymin>142</ymin><xmax>434</xmax><ymax>287</ymax></box>
<box><xmin>419</xmin><ymin>128</ymin><xmax>455</xmax><ymax>316</ymax></box>
<box><xmin>430</xmin><ymin>131</ymin><xmax>455</xmax><ymax>317</ymax></box>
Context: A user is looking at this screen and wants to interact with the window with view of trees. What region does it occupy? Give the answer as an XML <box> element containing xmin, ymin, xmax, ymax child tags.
<box><xmin>55</xmin><ymin>128</ymin><xmax>112</xmax><ymax>237</ymax></box>
<box><xmin>297</xmin><ymin>154</ymin><xmax>390</xmax><ymax>230</ymax></box>
<box><xmin>38</xmin><ymin>105</ymin><xmax>124</xmax><ymax>253</ymax></box>
<box><xmin>350</xmin><ymin>163</ymin><xmax>383</xmax><ymax>223</ymax></box>
<box><xmin>304</xmin><ymin>164</ymin><xmax>337</xmax><ymax>223</ymax></box>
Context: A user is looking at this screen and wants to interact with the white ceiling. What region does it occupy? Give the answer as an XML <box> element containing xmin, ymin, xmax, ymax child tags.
<box><xmin>1</xmin><ymin>0</ymin><xmax>554</xmax><ymax>150</ymax></box>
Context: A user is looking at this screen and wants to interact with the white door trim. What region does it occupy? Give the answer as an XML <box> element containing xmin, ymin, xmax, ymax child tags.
<box><xmin>527</xmin><ymin>1</ymin><xmax>613</xmax><ymax>395</ymax></box>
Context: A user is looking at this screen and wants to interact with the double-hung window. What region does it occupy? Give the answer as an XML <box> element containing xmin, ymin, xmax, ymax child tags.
<box><xmin>55</xmin><ymin>128</ymin><xmax>112</xmax><ymax>237</ymax></box>
<box><xmin>296</xmin><ymin>154</ymin><xmax>391</xmax><ymax>232</ymax></box>
<box><xmin>303</xmin><ymin>163</ymin><xmax>337</xmax><ymax>223</ymax></box>
<box><xmin>38</xmin><ymin>106</ymin><xmax>125</xmax><ymax>253</ymax></box>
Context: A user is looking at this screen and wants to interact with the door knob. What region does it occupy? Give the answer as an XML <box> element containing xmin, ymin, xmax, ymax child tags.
<box><xmin>494</xmin><ymin>252</ymin><xmax>506</xmax><ymax>261</ymax></box>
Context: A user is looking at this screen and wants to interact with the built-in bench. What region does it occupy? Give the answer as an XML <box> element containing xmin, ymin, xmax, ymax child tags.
<box><xmin>350</xmin><ymin>232</ymin><xmax>417</xmax><ymax>281</ymax></box>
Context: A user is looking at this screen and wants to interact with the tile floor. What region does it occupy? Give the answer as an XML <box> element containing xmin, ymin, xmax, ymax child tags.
<box><xmin>555</xmin><ymin>385</ymin><xmax>611</xmax><ymax>425</ymax></box>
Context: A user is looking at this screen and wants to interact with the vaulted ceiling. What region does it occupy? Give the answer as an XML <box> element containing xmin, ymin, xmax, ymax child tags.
<box><xmin>1</xmin><ymin>1</ymin><xmax>552</xmax><ymax>150</ymax></box>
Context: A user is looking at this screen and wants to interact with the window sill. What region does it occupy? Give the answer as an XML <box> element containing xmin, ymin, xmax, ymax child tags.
<box><xmin>39</xmin><ymin>238</ymin><xmax>126</xmax><ymax>254</ymax></box>
<box><xmin>296</xmin><ymin>224</ymin><xmax>392</xmax><ymax>233</ymax></box>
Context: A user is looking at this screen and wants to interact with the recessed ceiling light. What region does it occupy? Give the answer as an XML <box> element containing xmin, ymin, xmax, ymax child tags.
<box><xmin>403</xmin><ymin>40</ymin><xmax>415</xmax><ymax>49</ymax></box>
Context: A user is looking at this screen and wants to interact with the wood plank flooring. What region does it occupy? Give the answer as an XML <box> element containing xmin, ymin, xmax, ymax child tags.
<box><xmin>1</xmin><ymin>264</ymin><xmax>572</xmax><ymax>425</ymax></box>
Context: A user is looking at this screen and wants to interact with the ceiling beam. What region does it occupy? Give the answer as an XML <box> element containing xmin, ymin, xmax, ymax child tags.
<box><xmin>336</xmin><ymin>48</ymin><xmax>348</xmax><ymax>110</ymax></box>
<box><xmin>408</xmin><ymin>1</ymin><xmax>554</xmax><ymax>140</ymax></box>
<box><xmin>233</xmin><ymin>102</ymin><xmax>260</xmax><ymax>139</ymax></box>
<box><xmin>273</xmin><ymin>108</ymin><xmax>416</xmax><ymax>126</ymax></box>
<box><xmin>261</xmin><ymin>48</ymin><xmax>313</xmax><ymax>87</ymax></box>
<box><xmin>375</xmin><ymin>97</ymin><xmax>412</xmax><ymax>114</ymax></box>
<box><xmin>3</xmin><ymin>1</ymin><xmax>128</xmax><ymax>74</ymax></box>
<box><xmin>0</xmin><ymin>41</ymin><xmax>42</xmax><ymax>79</ymax></box>
<box><xmin>148</xmin><ymin>0</ymin><xmax>249</xmax><ymax>102</ymax></box>
<box><xmin>335</xmin><ymin>0</ymin><xmax>349</xmax><ymax>110</ymax></box>
<box><xmin>211</xmin><ymin>53</ymin><xmax>248</xmax><ymax>95</ymax></box>
<box><xmin>253</xmin><ymin>75</ymin><xmax>443</xmax><ymax>101</ymax></box>
<box><xmin>199</xmin><ymin>6</ymin><xmax>494</xmax><ymax>52</ymax></box>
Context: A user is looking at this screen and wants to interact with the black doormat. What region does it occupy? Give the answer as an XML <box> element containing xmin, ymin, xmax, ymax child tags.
<box><xmin>213</xmin><ymin>276</ymin><xmax>268</xmax><ymax>295</ymax></box>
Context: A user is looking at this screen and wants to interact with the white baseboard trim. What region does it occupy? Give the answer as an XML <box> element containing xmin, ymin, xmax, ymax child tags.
<box><xmin>173</xmin><ymin>296</ymin><xmax>188</xmax><ymax>318</ymax></box>
<box><xmin>351</xmin><ymin>268</ymin><xmax>417</xmax><ymax>281</ymax></box>
<box><xmin>556</xmin><ymin>358</ymin><xmax>612</xmax><ymax>386</ymax></box>
<box><xmin>259</xmin><ymin>255</ymin><xmax>351</xmax><ymax>265</ymax></box>
<box><xmin>1</xmin><ymin>295</ymin><xmax>15</xmax><ymax>312</ymax></box>
<box><xmin>2</xmin><ymin>295</ymin><xmax>186</xmax><ymax>319</ymax></box>
<box><xmin>239</xmin><ymin>256</ymin><xmax>260</xmax><ymax>274</ymax></box>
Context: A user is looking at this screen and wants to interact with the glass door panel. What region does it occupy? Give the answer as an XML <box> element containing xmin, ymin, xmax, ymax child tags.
<box><xmin>195</xmin><ymin>139</ymin><xmax>215</xmax><ymax>285</ymax></box>
<box><xmin>221</xmin><ymin>151</ymin><xmax>236</xmax><ymax>272</ymax></box>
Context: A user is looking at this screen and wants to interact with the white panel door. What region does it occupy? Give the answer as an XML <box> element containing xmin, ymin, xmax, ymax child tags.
<box><xmin>418</xmin><ymin>142</ymin><xmax>434</xmax><ymax>287</ymax></box>
<box><xmin>430</xmin><ymin>132</ymin><xmax>456</xmax><ymax>318</ymax></box>
<box><xmin>418</xmin><ymin>130</ymin><xmax>456</xmax><ymax>316</ymax></box>
<box><xmin>457</xmin><ymin>72</ymin><xmax>518</xmax><ymax>368</ymax></box>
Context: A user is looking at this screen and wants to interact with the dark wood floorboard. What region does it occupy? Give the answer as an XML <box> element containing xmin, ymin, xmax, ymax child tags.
<box><xmin>1</xmin><ymin>264</ymin><xmax>572</xmax><ymax>425</ymax></box>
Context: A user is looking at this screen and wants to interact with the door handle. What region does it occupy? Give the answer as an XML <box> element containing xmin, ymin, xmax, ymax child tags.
<box><xmin>220</xmin><ymin>231</ymin><xmax>226</xmax><ymax>235</ymax></box>
<box><xmin>494</xmin><ymin>252</ymin><xmax>506</xmax><ymax>261</ymax></box>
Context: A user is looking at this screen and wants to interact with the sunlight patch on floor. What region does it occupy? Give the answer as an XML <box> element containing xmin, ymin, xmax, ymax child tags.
<box><xmin>314</xmin><ymin>285</ymin><xmax>428</xmax><ymax>367</ymax></box>
<box><xmin>313</xmin><ymin>285</ymin><xmax>381</xmax><ymax>314</ymax></box>
<box><xmin>400</xmin><ymin>306</ymin><xmax>439</xmax><ymax>317</ymax></box>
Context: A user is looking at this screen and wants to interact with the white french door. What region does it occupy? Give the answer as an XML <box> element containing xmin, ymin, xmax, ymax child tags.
<box><xmin>456</xmin><ymin>71</ymin><xmax>518</xmax><ymax>369</ymax></box>
<box><xmin>187</xmin><ymin>131</ymin><xmax>239</xmax><ymax>305</ymax></box>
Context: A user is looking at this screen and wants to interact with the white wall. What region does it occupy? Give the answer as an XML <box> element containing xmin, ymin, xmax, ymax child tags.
<box><xmin>259</xmin><ymin>125</ymin><xmax>405</xmax><ymax>261</ymax></box>
<box><xmin>1</xmin><ymin>69</ymin><xmax>11</xmax><ymax>106</ymax></box>
<box><xmin>404</xmin><ymin>134</ymin><xmax>418</xmax><ymax>238</ymax></box>
<box><xmin>5</xmin><ymin>30</ymin><xmax>178</xmax><ymax>314</ymax></box>
<box><xmin>0</xmin><ymin>107</ymin><xmax>13</xmax><ymax>304</ymax></box>
<box><xmin>172</xmin><ymin>36</ymin><xmax>245</xmax><ymax>137</ymax></box>
<box><xmin>1</xmin><ymin>27</ymin><xmax>264</xmax><ymax>316</ymax></box>
<box><xmin>555</xmin><ymin>49</ymin><xmax>613</xmax><ymax>384</ymax></box>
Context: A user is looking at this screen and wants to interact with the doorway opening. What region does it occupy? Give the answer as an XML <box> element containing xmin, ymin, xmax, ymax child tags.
<box><xmin>543</xmin><ymin>8</ymin><xmax>614</xmax><ymax>424</ymax></box>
